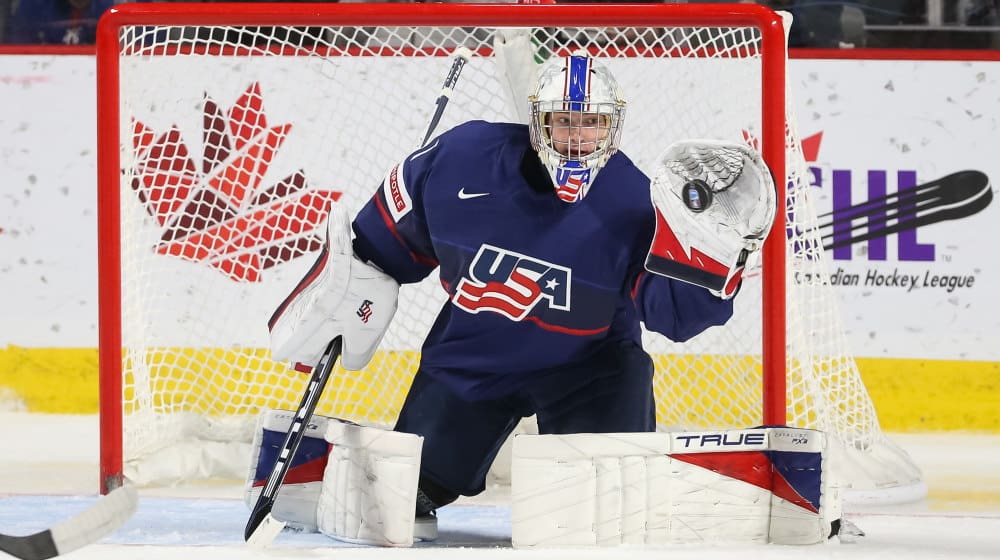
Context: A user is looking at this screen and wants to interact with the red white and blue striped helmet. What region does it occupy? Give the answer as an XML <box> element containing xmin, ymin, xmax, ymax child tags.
<box><xmin>529</xmin><ymin>53</ymin><xmax>626</xmax><ymax>203</ymax></box>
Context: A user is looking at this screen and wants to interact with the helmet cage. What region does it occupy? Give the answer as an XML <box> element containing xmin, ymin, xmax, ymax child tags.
<box><xmin>529</xmin><ymin>55</ymin><xmax>626</xmax><ymax>202</ymax></box>
<box><xmin>530</xmin><ymin>101</ymin><xmax>625</xmax><ymax>165</ymax></box>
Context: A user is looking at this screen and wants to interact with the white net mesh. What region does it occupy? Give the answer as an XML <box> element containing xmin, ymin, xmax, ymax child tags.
<box><xmin>100</xmin><ymin>4</ymin><xmax>923</xmax><ymax>501</ymax></box>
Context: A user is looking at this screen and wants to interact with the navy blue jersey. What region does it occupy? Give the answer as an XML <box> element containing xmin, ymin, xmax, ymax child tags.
<box><xmin>353</xmin><ymin>121</ymin><xmax>733</xmax><ymax>400</ymax></box>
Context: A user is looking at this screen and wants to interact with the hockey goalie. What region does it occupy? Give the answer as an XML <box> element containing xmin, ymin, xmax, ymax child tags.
<box><xmin>248</xmin><ymin>45</ymin><xmax>841</xmax><ymax>548</ymax></box>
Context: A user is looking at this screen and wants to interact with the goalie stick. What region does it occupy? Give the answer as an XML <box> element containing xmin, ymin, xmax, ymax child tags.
<box><xmin>245</xmin><ymin>48</ymin><xmax>473</xmax><ymax>546</ymax></box>
<box><xmin>244</xmin><ymin>335</ymin><xmax>343</xmax><ymax>545</ymax></box>
<box><xmin>0</xmin><ymin>483</ymin><xmax>138</xmax><ymax>560</ymax></box>
<box><xmin>420</xmin><ymin>46</ymin><xmax>473</xmax><ymax>148</ymax></box>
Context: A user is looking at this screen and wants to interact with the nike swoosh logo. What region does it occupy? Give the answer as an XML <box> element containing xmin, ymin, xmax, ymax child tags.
<box><xmin>458</xmin><ymin>188</ymin><xmax>490</xmax><ymax>200</ymax></box>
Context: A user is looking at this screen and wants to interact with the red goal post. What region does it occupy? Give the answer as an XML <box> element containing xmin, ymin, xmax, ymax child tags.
<box><xmin>96</xmin><ymin>2</ymin><xmax>922</xmax><ymax>503</ymax></box>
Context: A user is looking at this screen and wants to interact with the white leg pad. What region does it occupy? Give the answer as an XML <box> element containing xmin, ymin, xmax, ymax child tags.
<box><xmin>245</xmin><ymin>410</ymin><xmax>331</xmax><ymax>533</ymax></box>
<box><xmin>316</xmin><ymin>420</ymin><xmax>423</xmax><ymax>547</ymax></box>
<box><xmin>511</xmin><ymin>428</ymin><xmax>835</xmax><ymax>548</ymax></box>
<box><xmin>767</xmin><ymin>428</ymin><xmax>837</xmax><ymax>544</ymax></box>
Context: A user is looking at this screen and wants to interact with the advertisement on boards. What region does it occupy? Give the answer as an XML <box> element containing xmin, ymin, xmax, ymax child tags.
<box><xmin>789</xmin><ymin>58</ymin><xmax>998</xmax><ymax>360</ymax></box>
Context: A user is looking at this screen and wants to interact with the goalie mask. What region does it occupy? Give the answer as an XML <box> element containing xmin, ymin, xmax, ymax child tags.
<box><xmin>529</xmin><ymin>54</ymin><xmax>626</xmax><ymax>203</ymax></box>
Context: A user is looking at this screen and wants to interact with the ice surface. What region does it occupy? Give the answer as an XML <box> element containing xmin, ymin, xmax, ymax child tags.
<box><xmin>1</xmin><ymin>413</ymin><xmax>998</xmax><ymax>559</ymax></box>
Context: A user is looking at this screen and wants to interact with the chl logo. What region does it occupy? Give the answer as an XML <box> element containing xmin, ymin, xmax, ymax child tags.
<box><xmin>452</xmin><ymin>244</ymin><xmax>571</xmax><ymax>321</ymax></box>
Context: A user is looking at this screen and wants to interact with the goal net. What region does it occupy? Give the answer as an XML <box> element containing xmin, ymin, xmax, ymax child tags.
<box><xmin>96</xmin><ymin>2</ymin><xmax>924</xmax><ymax>502</ymax></box>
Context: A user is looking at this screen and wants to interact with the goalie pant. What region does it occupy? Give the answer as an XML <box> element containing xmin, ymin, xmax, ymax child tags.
<box><xmin>394</xmin><ymin>338</ymin><xmax>656</xmax><ymax>501</ymax></box>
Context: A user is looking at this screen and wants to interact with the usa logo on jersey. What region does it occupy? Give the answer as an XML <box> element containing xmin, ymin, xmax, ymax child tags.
<box><xmin>452</xmin><ymin>244</ymin><xmax>571</xmax><ymax>321</ymax></box>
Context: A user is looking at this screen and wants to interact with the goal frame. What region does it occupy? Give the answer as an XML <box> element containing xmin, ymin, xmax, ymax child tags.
<box><xmin>95</xmin><ymin>2</ymin><xmax>788</xmax><ymax>495</ymax></box>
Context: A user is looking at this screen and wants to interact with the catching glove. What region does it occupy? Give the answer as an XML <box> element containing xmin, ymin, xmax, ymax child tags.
<box><xmin>645</xmin><ymin>140</ymin><xmax>777</xmax><ymax>299</ymax></box>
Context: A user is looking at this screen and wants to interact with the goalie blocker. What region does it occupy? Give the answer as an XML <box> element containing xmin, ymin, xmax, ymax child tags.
<box><xmin>268</xmin><ymin>203</ymin><xmax>399</xmax><ymax>373</ymax></box>
<box><xmin>511</xmin><ymin>427</ymin><xmax>842</xmax><ymax>548</ymax></box>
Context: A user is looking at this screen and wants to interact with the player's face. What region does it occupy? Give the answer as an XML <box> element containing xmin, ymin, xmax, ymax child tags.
<box><xmin>545</xmin><ymin>111</ymin><xmax>610</xmax><ymax>159</ymax></box>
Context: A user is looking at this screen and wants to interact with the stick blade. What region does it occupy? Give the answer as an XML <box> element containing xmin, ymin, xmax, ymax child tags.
<box><xmin>245</xmin><ymin>512</ymin><xmax>287</xmax><ymax>548</ymax></box>
<box><xmin>51</xmin><ymin>483</ymin><xmax>139</xmax><ymax>556</ymax></box>
<box><xmin>244</xmin><ymin>498</ymin><xmax>274</xmax><ymax>542</ymax></box>
<box><xmin>0</xmin><ymin>483</ymin><xmax>138</xmax><ymax>560</ymax></box>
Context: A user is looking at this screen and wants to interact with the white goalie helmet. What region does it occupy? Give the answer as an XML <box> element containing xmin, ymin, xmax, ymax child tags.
<box><xmin>529</xmin><ymin>53</ymin><xmax>626</xmax><ymax>203</ymax></box>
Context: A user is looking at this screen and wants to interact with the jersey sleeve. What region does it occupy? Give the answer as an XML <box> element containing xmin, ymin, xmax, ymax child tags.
<box><xmin>625</xmin><ymin>189</ymin><xmax>735</xmax><ymax>342</ymax></box>
<box><xmin>632</xmin><ymin>271</ymin><xmax>735</xmax><ymax>342</ymax></box>
<box><xmin>351</xmin><ymin>143</ymin><xmax>441</xmax><ymax>285</ymax></box>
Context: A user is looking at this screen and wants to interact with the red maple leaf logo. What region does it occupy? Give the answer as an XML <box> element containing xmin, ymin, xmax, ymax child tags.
<box><xmin>130</xmin><ymin>82</ymin><xmax>341</xmax><ymax>282</ymax></box>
